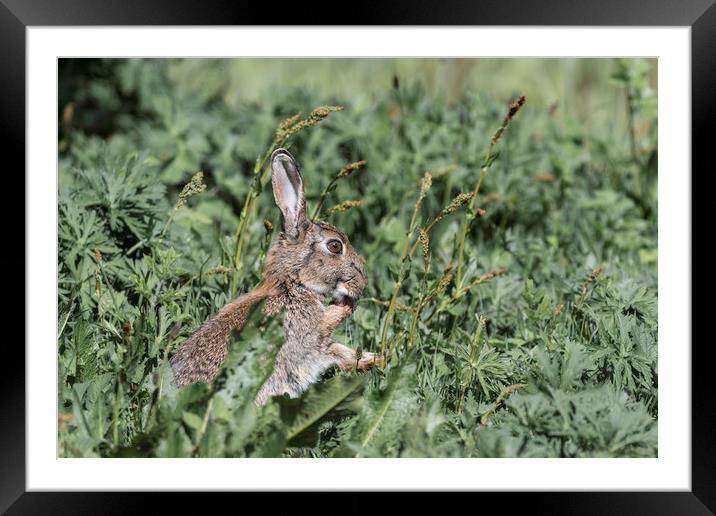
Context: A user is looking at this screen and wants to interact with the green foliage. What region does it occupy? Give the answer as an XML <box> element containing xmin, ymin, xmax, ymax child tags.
<box><xmin>475</xmin><ymin>340</ymin><xmax>657</xmax><ymax>458</ymax></box>
<box><xmin>337</xmin><ymin>362</ymin><xmax>419</xmax><ymax>457</ymax></box>
<box><xmin>281</xmin><ymin>374</ymin><xmax>367</xmax><ymax>444</ymax></box>
<box><xmin>58</xmin><ymin>58</ymin><xmax>657</xmax><ymax>458</ymax></box>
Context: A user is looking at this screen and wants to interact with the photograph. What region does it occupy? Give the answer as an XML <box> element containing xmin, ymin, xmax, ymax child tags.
<box><xmin>57</xmin><ymin>57</ymin><xmax>658</xmax><ymax>459</ymax></box>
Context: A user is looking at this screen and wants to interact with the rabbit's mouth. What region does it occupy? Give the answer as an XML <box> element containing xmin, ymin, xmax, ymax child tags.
<box><xmin>332</xmin><ymin>279</ymin><xmax>363</xmax><ymax>307</ymax></box>
<box><xmin>330</xmin><ymin>292</ymin><xmax>357</xmax><ymax>308</ymax></box>
<box><xmin>332</xmin><ymin>296</ymin><xmax>353</xmax><ymax>307</ymax></box>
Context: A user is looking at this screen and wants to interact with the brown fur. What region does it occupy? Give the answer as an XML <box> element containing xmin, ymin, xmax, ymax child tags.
<box><xmin>169</xmin><ymin>148</ymin><xmax>382</xmax><ymax>405</ymax></box>
<box><xmin>170</xmin><ymin>283</ymin><xmax>276</xmax><ymax>386</ymax></box>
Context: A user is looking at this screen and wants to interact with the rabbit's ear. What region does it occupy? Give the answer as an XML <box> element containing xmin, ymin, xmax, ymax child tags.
<box><xmin>271</xmin><ymin>148</ymin><xmax>307</xmax><ymax>239</ymax></box>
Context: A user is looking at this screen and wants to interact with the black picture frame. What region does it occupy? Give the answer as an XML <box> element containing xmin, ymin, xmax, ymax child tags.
<box><xmin>3</xmin><ymin>0</ymin><xmax>710</xmax><ymax>513</ymax></box>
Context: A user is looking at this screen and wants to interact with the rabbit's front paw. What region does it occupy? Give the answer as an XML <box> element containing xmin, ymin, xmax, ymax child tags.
<box><xmin>321</xmin><ymin>304</ymin><xmax>353</xmax><ymax>334</ymax></box>
<box><xmin>356</xmin><ymin>351</ymin><xmax>385</xmax><ymax>371</ymax></box>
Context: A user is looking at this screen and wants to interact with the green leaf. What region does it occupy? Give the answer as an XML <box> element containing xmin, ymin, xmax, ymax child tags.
<box><xmin>181</xmin><ymin>411</ymin><xmax>203</xmax><ymax>431</ymax></box>
<box><xmin>340</xmin><ymin>362</ymin><xmax>418</xmax><ymax>457</ymax></box>
<box><xmin>281</xmin><ymin>374</ymin><xmax>367</xmax><ymax>442</ymax></box>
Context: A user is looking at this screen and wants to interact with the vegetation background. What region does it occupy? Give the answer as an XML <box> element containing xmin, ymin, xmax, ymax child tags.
<box><xmin>58</xmin><ymin>58</ymin><xmax>658</xmax><ymax>458</ymax></box>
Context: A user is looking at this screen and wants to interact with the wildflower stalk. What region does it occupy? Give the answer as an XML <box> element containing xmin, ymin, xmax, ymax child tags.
<box><xmin>454</xmin><ymin>95</ymin><xmax>525</xmax><ymax>288</ymax></box>
<box><xmin>378</xmin><ymin>172</ymin><xmax>432</xmax><ymax>358</ymax></box>
<box><xmin>407</xmin><ymin>229</ymin><xmax>431</xmax><ymax>349</ymax></box>
<box><xmin>312</xmin><ymin>160</ymin><xmax>366</xmax><ymax>220</ymax></box>
<box><xmin>191</xmin><ymin>397</ymin><xmax>214</xmax><ymax>457</ymax></box>
<box><xmin>162</xmin><ymin>171</ymin><xmax>206</xmax><ymax>238</ymax></box>
<box><xmin>408</xmin><ymin>191</ymin><xmax>476</xmax><ymax>258</ymax></box>
<box><xmin>425</xmin><ymin>268</ymin><xmax>507</xmax><ymax>324</ymax></box>
<box><xmin>325</xmin><ymin>200</ymin><xmax>362</xmax><ymax>217</ymax></box>
<box><xmin>231</xmin><ymin>106</ymin><xmax>343</xmax><ymax>293</ymax></box>
<box><xmin>256</xmin><ymin>218</ymin><xmax>275</xmax><ymax>265</ymax></box>
<box><xmin>125</xmin><ymin>171</ymin><xmax>206</xmax><ymax>256</ymax></box>
<box><xmin>480</xmin><ymin>383</ymin><xmax>526</xmax><ymax>426</ymax></box>
<box><xmin>94</xmin><ymin>248</ymin><xmax>103</xmax><ymax>298</ymax></box>
<box><xmin>577</xmin><ymin>266</ymin><xmax>604</xmax><ymax>306</ymax></box>
<box><xmin>231</xmin><ymin>148</ymin><xmax>275</xmax><ymax>292</ymax></box>
<box><xmin>402</xmin><ymin>192</ymin><xmax>476</xmax><ymax>348</ymax></box>
<box><xmin>365</xmin><ymin>298</ymin><xmax>413</xmax><ymax>312</ymax></box>
<box><xmin>379</xmin><ymin>182</ymin><xmax>476</xmax><ymax>357</ymax></box>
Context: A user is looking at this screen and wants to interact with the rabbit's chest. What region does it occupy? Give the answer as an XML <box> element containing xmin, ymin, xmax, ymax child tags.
<box><xmin>282</xmin><ymin>294</ymin><xmax>325</xmax><ymax>342</ymax></box>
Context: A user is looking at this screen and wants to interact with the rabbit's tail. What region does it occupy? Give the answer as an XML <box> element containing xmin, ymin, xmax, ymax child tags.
<box><xmin>170</xmin><ymin>283</ymin><xmax>274</xmax><ymax>386</ymax></box>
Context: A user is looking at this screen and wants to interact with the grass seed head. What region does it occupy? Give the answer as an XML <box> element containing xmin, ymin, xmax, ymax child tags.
<box><xmin>415</xmin><ymin>172</ymin><xmax>433</xmax><ymax>211</ymax></box>
<box><xmin>275</xmin><ymin>105</ymin><xmax>344</xmax><ymax>144</ymax></box>
<box><xmin>506</xmin><ymin>95</ymin><xmax>526</xmax><ymax>121</ymax></box>
<box><xmin>337</xmin><ymin>160</ymin><xmax>367</xmax><ymax>178</ymax></box>
<box><xmin>278</xmin><ymin>112</ymin><xmax>302</xmax><ymax>131</ymax></box>
<box><xmin>273</xmin><ymin>112</ymin><xmax>302</xmax><ymax>144</ymax></box>
<box><xmin>205</xmin><ymin>265</ymin><xmax>237</xmax><ymax>275</ymax></box>
<box><xmin>326</xmin><ymin>200</ymin><xmax>362</xmax><ymax>216</ymax></box>
<box><xmin>420</xmin><ymin>172</ymin><xmax>433</xmax><ymax>197</ymax></box>
<box><xmin>492</xmin><ymin>95</ymin><xmax>526</xmax><ymax>145</ymax></box>
<box><xmin>176</xmin><ymin>171</ymin><xmax>207</xmax><ymax>210</ymax></box>
<box><xmin>436</xmin><ymin>268</ymin><xmax>453</xmax><ymax>296</ymax></box>
<box><xmin>434</xmin><ymin>191</ymin><xmax>475</xmax><ymax>224</ymax></box>
<box><xmin>418</xmin><ymin>228</ymin><xmax>430</xmax><ymax>270</ymax></box>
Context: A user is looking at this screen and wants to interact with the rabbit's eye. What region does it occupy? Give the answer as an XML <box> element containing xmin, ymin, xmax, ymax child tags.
<box><xmin>327</xmin><ymin>239</ymin><xmax>343</xmax><ymax>254</ymax></box>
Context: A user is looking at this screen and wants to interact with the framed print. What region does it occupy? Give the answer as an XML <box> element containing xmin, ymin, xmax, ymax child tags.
<box><xmin>4</xmin><ymin>0</ymin><xmax>711</xmax><ymax>512</ymax></box>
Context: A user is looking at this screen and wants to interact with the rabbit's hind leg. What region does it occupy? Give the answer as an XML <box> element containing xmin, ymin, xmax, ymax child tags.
<box><xmin>254</xmin><ymin>366</ymin><xmax>303</xmax><ymax>406</ymax></box>
<box><xmin>328</xmin><ymin>343</ymin><xmax>384</xmax><ymax>372</ymax></box>
<box><xmin>254</xmin><ymin>373</ymin><xmax>290</xmax><ymax>406</ymax></box>
<box><xmin>254</xmin><ymin>352</ymin><xmax>336</xmax><ymax>406</ymax></box>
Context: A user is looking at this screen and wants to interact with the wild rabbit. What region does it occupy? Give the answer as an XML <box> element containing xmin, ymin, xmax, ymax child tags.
<box><xmin>170</xmin><ymin>148</ymin><xmax>382</xmax><ymax>405</ymax></box>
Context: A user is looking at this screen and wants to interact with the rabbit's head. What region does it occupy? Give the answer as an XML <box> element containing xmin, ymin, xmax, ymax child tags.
<box><xmin>264</xmin><ymin>148</ymin><xmax>367</xmax><ymax>305</ymax></box>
